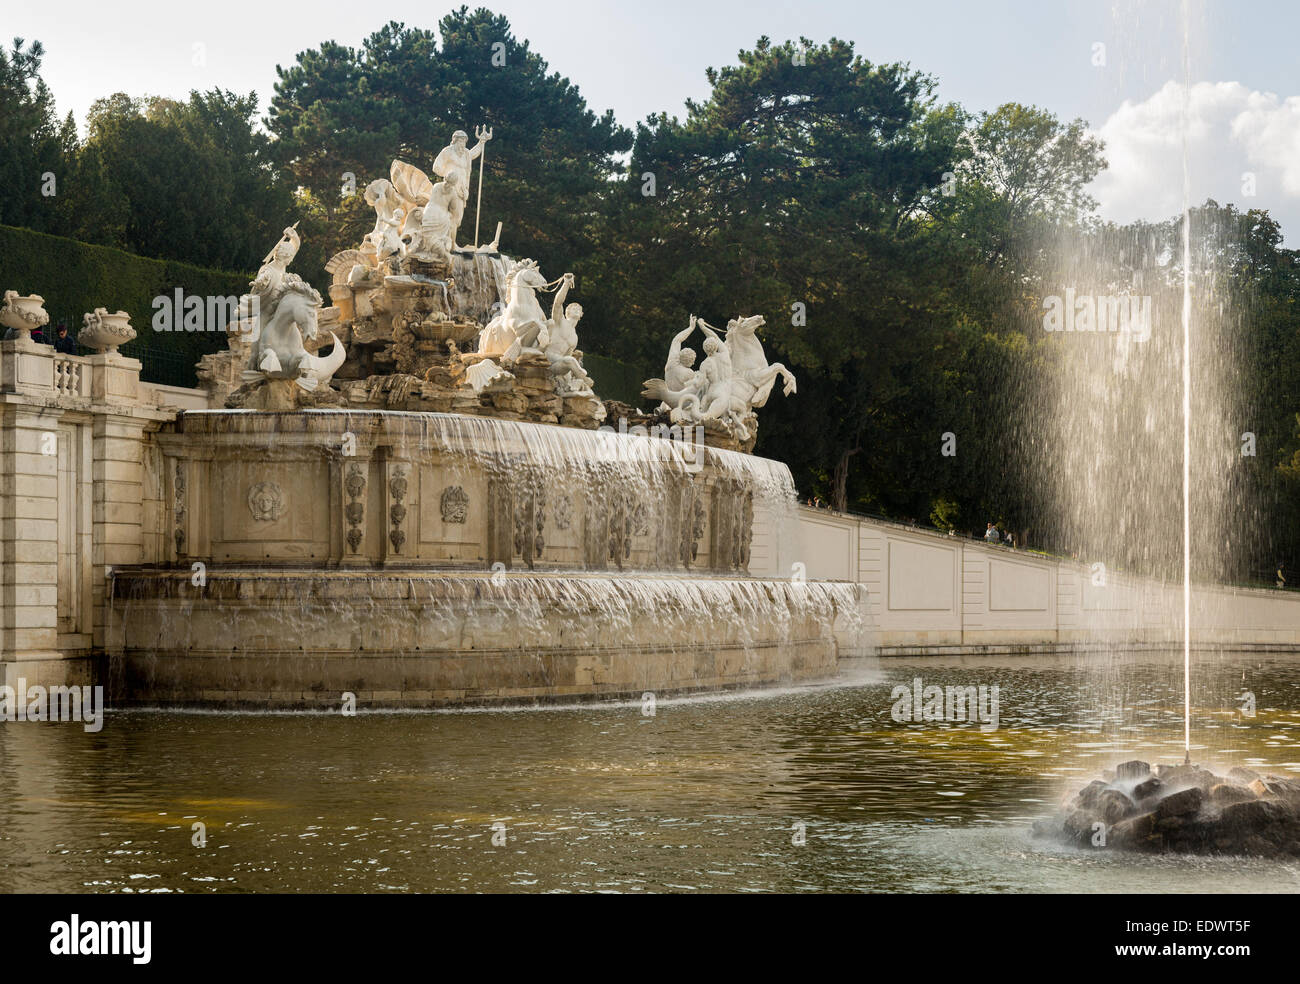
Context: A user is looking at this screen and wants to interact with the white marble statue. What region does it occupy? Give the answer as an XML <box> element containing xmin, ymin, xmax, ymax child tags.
<box><xmin>693</xmin><ymin>320</ymin><xmax>736</xmax><ymax>422</ymax></box>
<box><xmin>540</xmin><ymin>273</ymin><xmax>594</xmax><ymax>395</ymax></box>
<box><xmin>407</xmin><ymin>170</ymin><xmax>461</xmax><ymax>261</ymax></box>
<box><xmin>642</xmin><ymin>314</ymin><xmax>796</xmax><ymax>440</ymax></box>
<box><xmin>239</xmin><ymin>225</ymin><xmax>346</xmax><ymax>391</ymax></box>
<box><xmin>478</xmin><ymin>258</ymin><xmax>552</xmax><ymax>360</ymax></box>
<box><xmin>389</xmin><ymin>159</ymin><xmax>433</xmax><ymax>219</ymax></box>
<box><xmin>432</xmin><ymin>127</ymin><xmax>491</xmax><ymax>249</ymax></box>
<box><xmin>362</xmin><ymin>179</ymin><xmax>407</xmax><ymax>267</ymax></box>
<box><xmin>643</xmin><ymin>315</ymin><xmax>704</xmax><ymax>414</ymax></box>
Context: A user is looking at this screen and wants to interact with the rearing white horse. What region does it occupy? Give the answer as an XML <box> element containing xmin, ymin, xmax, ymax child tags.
<box><xmin>478</xmin><ymin>259</ymin><xmax>550</xmax><ymax>360</ymax></box>
<box><xmin>672</xmin><ymin>315</ymin><xmax>796</xmax><ymax>438</ymax></box>
<box><xmin>712</xmin><ymin>314</ymin><xmax>797</xmax><ymax>411</ymax></box>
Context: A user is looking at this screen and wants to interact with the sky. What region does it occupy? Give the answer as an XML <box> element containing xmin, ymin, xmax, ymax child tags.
<box><xmin>10</xmin><ymin>0</ymin><xmax>1300</xmax><ymax>240</ymax></box>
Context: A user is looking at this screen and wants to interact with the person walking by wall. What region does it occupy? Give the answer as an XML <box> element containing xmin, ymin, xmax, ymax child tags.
<box><xmin>984</xmin><ymin>522</ymin><xmax>1000</xmax><ymax>543</ymax></box>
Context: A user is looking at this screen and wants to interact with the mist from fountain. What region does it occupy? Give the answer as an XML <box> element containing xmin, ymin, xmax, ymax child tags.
<box><xmin>1025</xmin><ymin>4</ymin><xmax>1300</xmax><ymax>854</ymax></box>
<box><xmin>1021</xmin><ymin>1</ymin><xmax>1268</xmax><ymax>758</ymax></box>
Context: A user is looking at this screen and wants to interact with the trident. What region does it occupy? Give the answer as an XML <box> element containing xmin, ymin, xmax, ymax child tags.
<box><xmin>474</xmin><ymin>124</ymin><xmax>492</xmax><ymax>249</ymax></box>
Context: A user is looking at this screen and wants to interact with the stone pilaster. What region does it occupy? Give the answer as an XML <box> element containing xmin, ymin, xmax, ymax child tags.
<box><xmin>381</xmin><ymin>457</ymin><xmax>413</xmax><ymax>563</ymax></box>
<box><xmin>0</xmin><ymin>402</ymin><xmax>64</xmax><ymax>678</ymax></box>
<box><xmin>488</xmin><ymin>477</ymin><xmax>515</xmax><ymax>570</ymax></box>
<box><xmin>336</xmin><ymin>454</ymin><xmax>373</xmax><ymax>565</ymax></box>
<box><xmin>91</xmin><ymin>409</ymin><xmax>147</xmax><ymax>649</ymax></box>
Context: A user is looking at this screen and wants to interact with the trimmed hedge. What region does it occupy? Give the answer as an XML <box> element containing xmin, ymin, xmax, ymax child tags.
<box><xmin>0</xmin><ymin>224</ymin><xmax>649</xmax><ymax>396</ymax></box>
<box><xmin>0</xmin><ymin>224</ymin><xmax>251</xmax><ymax>387</ymax></box>
<box><xmin>583</xmin><ymin>352</ymin><xmax>648</xmax><ymax>406</ymax></box>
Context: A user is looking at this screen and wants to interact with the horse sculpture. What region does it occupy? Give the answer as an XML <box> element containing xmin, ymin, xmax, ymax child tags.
<box><xmin>239</xmin><ymin>226</ymin><xmax>346</xmax><ymax>392</ymax></box>
<box><xmin>697</xmin><ymin>315</ymin><xmax>796</xmax><ymax>425</ymax></box>
<box><xmin>643</xmin><ymin>314</ymin><xmax>796</xmax><ymax>441</ymax></box>
<box><xmin>477</xmin><ymin>259</ymin><xmax>551</xmax><ymax>360</ymax></box>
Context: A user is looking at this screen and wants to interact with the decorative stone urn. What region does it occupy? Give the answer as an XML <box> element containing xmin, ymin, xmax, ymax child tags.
<box><xmin>79</xmin><ymin>307</ymin><xmax>136</xmax><ymax>354</ymax></box>
<box><xmin>1</xmin><ymin>291</ymin><xmax>50</xmax><ymax>342</ymax></box>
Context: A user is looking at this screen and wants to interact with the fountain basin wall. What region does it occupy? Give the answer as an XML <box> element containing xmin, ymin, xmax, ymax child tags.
<box><xmin>109</xmin><ymin>569</ymin><xmax>860</xmax><ymax>707</ymax></box>
<box><xmin>786</xmin><ymin>506</ymin><xmax>1300</xmax><ymax>652</ymax></box>
<box><xmin>149</xmin><ymin>410</ymin><xmax>785</xmax><ymax>573</ymax></box>
<box><xmin>107</xmin><ymin>409</ymin><xmax>864</xmax><ymax>706</ymax></box>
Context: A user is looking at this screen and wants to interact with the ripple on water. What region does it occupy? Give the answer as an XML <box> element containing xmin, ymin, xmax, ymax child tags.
<box><xmin>0</xmin><ymin>650</ymin><xmax>1297</xmax><ymax>892</ymax></box>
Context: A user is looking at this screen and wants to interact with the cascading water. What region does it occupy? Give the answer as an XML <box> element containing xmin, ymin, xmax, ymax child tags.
<box><xmin>106</xmin><ymin>410</ymin><xmax>868</xmax><ymax>706</ymax></box>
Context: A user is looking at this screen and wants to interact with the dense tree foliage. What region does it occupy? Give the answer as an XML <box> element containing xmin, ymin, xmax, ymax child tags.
<box><xmin>0</xmin><ymin>39</ymin><xmax>76</xmax><ymax>231</ymax></box>
<box><xmin>590</xmin><ymin>38</ymin><xmax>971</xmax><ymax>514</ymax></box>
<box><xmin>1</xmin><ymin>38</ymin><xmax>291</xmax><ymax>270</ymax></box>
<box><xmin>267</xmin><ymin>10</ymin><xmax>632</xmax><ymax>279</ymax></box>
<box><xmin>67</xmin><ymin>89</ymin><xmax>294</xmax><ymax>270</ymax></box>
<box><xmin>1</xmin><ymin>15</ymin><xmax>1296</xmax><ymax>583</ymax></box>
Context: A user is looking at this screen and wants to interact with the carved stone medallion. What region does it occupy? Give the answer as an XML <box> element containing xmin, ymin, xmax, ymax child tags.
<box><xmin>440</xmin><ymin>485</ymin><xmax>469</xmax><ymax>523</ymax></box>
<box><xmin>247</xmin><ymin>481</ymin><xmax>285</xmax><ymax>522</ymax></box>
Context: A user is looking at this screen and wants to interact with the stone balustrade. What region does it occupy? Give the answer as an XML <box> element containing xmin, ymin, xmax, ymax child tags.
<box><xmin>53</xmin><ymin>355</ymin><xmax>88</xmax><ymax>399</ymax></box>
<box><xmin>0</xmin><ymin>333</ymin><xmax>206</xmax><ymax>687</ymax></box>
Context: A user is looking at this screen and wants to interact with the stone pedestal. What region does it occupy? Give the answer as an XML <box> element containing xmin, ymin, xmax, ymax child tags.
<box><xmin>0</xmin><ymin>335</ymin><xmax>55</xmax><ymax>397</ymax></box>
<box><xmin>88</xmin><ymin>351</ymin><xmax>141</xmax><ymax>404</ymax></box>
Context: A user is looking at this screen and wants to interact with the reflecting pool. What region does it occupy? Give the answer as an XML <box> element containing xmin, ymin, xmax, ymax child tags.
<box><xmin>2</xmin><ymin>650</ymin><xmax>1297</xmax><ymax>893</ymax></box>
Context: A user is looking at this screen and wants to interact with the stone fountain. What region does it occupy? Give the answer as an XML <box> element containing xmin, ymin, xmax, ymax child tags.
<box><xmin>110</xmin><ymin>129</ymin><xmax>864</xmax><ymax>707</ymax></box>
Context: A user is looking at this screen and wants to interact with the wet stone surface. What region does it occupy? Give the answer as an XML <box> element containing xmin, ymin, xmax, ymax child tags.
<box><xmin>1033</xmin><ymin>759</ymin><xmax>1300</xmax><ymax>856</ymax></box>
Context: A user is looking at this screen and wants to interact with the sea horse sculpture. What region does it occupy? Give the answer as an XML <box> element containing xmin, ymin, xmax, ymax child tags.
<box><xmin>238</xmin><ymin>225</ymin><xmax>346</xmax><ymax>391</ymax></box>
<box><xmin>642</xmin><ymin>314</ymin><xmax>796</xmax><ymax>441</ymax></box>
<box><xmin>477</xmin><ymin>258</ymin><xmax>551</xmax><ymax>360</ymax></box>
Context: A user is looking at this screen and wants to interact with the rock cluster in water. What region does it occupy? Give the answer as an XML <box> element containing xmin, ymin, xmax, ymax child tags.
<box><xmin>1033</xmin><ymin>760</ymin><xmax>1300</xmax><ymax>856</ymax></box>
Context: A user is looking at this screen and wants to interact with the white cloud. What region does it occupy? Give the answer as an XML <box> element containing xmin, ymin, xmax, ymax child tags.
<box><xmin>1090</xmin><ymin>80</ymin><xmax>1300</xmax><ymax>240</ymax></box>
<box><xmin>1231</xmin><ymin>89</ymin><xmax>1300</xmax><ymax>196</ymax></box>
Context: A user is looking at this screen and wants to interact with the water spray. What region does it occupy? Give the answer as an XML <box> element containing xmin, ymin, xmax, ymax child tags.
<box><xmin>1180</xmin><ymin>0</ymin><xmax>1193</xmax><ymax>757</ymax></box>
